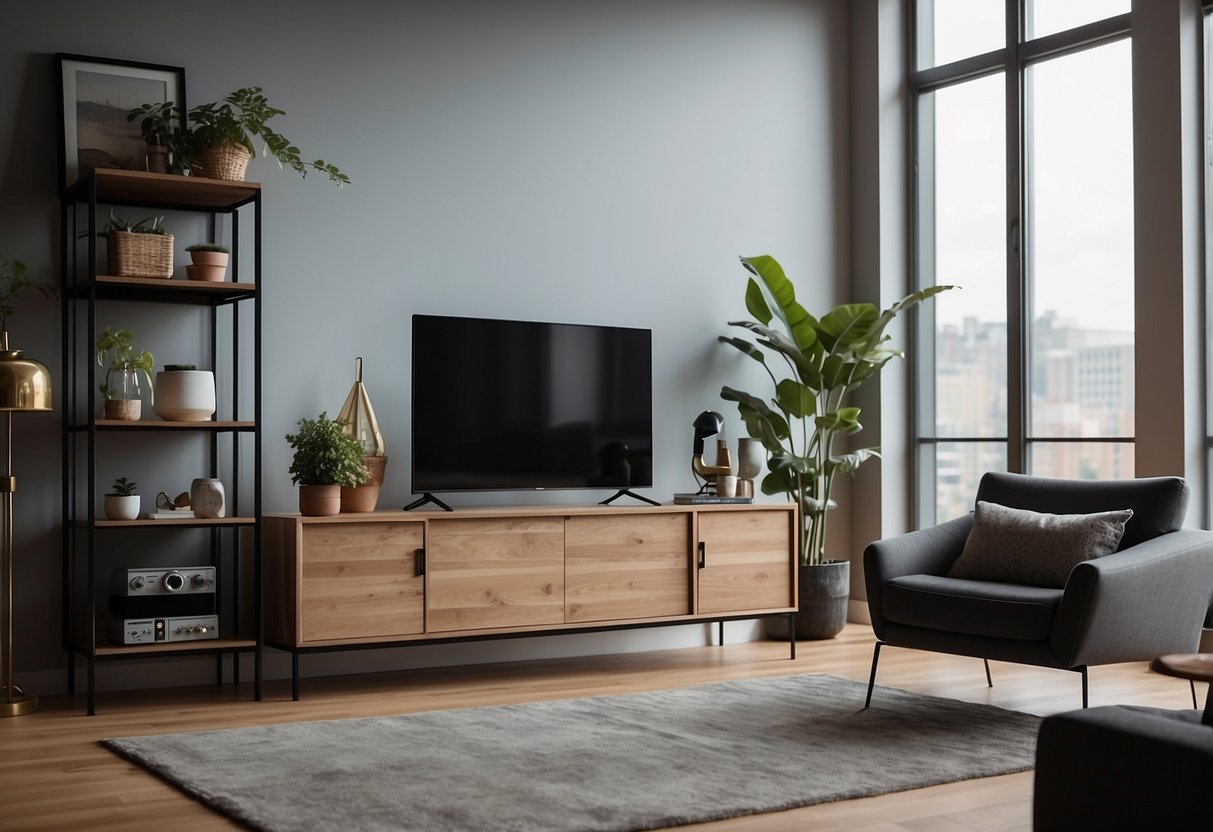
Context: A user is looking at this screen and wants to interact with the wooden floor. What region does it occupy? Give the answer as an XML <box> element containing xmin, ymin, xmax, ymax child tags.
<box><xmin>1</xmin><ymin>623</ymin><xmax>1202</xmax><ymax>831</ymax></box>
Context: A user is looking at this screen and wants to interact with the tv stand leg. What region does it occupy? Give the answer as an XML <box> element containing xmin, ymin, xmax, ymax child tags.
<box><xmin>404</xmin><ymin>493</ymin><xmax>453</xmax><ymax>512</ymax></box>
<box><xmin>600</xmin><ymin>489</ymin><xmax>660</xmax><ymax>507</ymax></box>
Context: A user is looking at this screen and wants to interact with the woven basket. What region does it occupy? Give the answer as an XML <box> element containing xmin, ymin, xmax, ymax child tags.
<box><xmin>106</xmin><ymin>231</ymin><xmax>173</xmax><ymax>279</ymax></box>
<box><xmin>192</xmin><ymin>142</ymin><xmax>251</xmax><ymax>181</ymax></box>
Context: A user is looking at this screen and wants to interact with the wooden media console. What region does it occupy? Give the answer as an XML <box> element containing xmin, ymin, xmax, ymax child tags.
<box><xmin>264</xmin><ymin>503</ymin><xmax>799</xmax><ymax>698</ymax></box>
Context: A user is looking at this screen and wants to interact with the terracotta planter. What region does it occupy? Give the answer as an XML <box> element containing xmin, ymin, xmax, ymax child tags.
<box><xmin>341</xmin><ymin>455</ymin><xmax>387</xmax><ymax>513</ymax></box>
<box><xmin>298</xmin><ymin>484</ymin><xmax>341</xmax><ymax>517</ymax></box>
<box><xmin>765</xmin><ymin>560</ymin><xmax>850</xmax><ymax>641</ymax></box>
<box><xmin>145</xmin><ymin>144</ymin><xmax>169</xmax><ymax>174</ymax></box>
<box><xmin>186</xmin><ymin>251</ymin><xmax>229</xmax><ymax>283</ymax></box>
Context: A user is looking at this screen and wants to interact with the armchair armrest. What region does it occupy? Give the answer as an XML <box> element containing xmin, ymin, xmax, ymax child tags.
<box><xmin>1053</xmin><ymin>529</ymin><xmax>1213</xmax><ymax>667</ymax></box>
<box><xmin>864</xmin><ymin>514</ymin><xmax>974</xmax><ymax>638</ymax></box>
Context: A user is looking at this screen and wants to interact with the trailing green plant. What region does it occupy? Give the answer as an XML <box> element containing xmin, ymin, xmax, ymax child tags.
<box><xmin>99</xmin><ymin>211</ymin><xmax>169</xmax><ymax>238</ymax></box>
<box><xmin>0</xmin><ymin>257</ymin><xmax>57</xmax><ymax>332</ymax></box>
<box><xmin>718</xmin><ymin>255</ymin><xmax>952</xmax><ymax>566</ymax></box>
<box><xmin>185</xmin><ymin>242</ymin><xmax>230</xmax><ymax>254</ymax></box>
<box><xmin>126</xmin><ymin>101</ymin><xmax>181</xmax><ymax>146</ymax></box>
<box><xmin>108</xmin><ymin>477</ymin><xmax>138</xmax><ymax>496</ymax></box>
<box><xmin>175</xmin><ymin>87</ymin><xmax>349</xmax><ymax>187</ymax></box>
<box><xmin>285</xmin><ymin>412</ymin><xmax>369</xmax><ymax>487</ymax></box>
<box><xmin>95</xmin><ymin>326</ymin><xmax>155</xmax><ymax>401</ymax></box>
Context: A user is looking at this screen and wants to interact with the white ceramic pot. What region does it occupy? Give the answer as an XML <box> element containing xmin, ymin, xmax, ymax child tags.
<box><xmin>104</xmin><ymin>494</ymin><xmax>140</xmax><ymax>521</ymax></box>
<box><xmin>190</xmin><ymin>477</ymin><xmax>225</xmax><ymax>519</ymax></box>
<box><xmin>154</xmin><ymin>370</ymin><xmax>216</xmax><ymax>421</ymax></box>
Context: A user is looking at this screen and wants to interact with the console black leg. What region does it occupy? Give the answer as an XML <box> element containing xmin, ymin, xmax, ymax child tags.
<box><xmin>292</xmin><ymin>652</ymin><xmax>300</xmax><ymax>702</ymax></box>
<box><xmin>717</xmin><ymin>621</ymin><xmax>724</xmax><ymax>646</ymax></box>
<box><xmin>789</xmin><ymin>613</ymin><xmax>796</xmax><ymax>660</ymax></box>
<box><xmin>1080</xmin><ymin>666</ymin><xmax>1088</xmax><ymax>708</ymax></box>
<box><xmin>984</xmin><ymin>658</ymin><xmax>993</xmax><ymax>688</ymax></box>
<box><xmin>864</xmin><ymin>641</ymin><xmax>883</xmax><ymax>709</ymax></box>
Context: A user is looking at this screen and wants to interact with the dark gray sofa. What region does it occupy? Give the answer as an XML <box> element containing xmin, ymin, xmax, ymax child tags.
<box><xmin>863</xmin><ymin>472</ymin><xmax>1213</xmax><ymax>706</ymax></box>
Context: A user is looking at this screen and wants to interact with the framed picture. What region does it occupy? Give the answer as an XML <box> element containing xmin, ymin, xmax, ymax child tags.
<box><xmin>56</xmin><ymin>54</ymin><xmax>186</xmax><ymax>193</ymax></box>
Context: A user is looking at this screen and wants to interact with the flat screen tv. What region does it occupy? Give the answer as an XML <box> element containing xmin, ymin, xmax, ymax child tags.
<box><xmin>411</xmin><ymin>315</ymin><xmax>653</xmax><ymax>496</ymax></box>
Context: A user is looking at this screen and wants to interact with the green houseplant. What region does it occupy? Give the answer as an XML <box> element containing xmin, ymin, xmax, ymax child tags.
<box><xmin>126</xmin><ymin>101</ymin><xmax>180</xmax><ymax>173</ymax></box>
<box><xmin>286</xmin><ymin>412</ymin><xmax>369</xmax><ymax>516</ymax></box>
<box><xmin>98</xmin><ymin>211</ymin><xmax>173</xmax><ymax>279</ymax></box>
<box><xmin>95</xmin><ymin>326</ymin><xmax>155</xmax><ymax>421</ymax></box>
<box><xmin>174</xmin><ymin>87</ymin><xmax>349</xmax><ymax>186</ymax></box>
<box><xmin>0</xmin><ymin>258</ymin><xmax>57</xmax><ymax>334</ymax></box>
<box><xmin>719</xmin><ymin>254</ymin><xmax>951</xmax><ymax>638</ymax></box>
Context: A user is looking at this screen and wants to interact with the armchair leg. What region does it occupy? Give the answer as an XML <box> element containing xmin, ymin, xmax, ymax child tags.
<box><xmin>1080</xmin><ymin>666</ymin><xmax>1088</xmax><ymax>708</ymax></box>
<box><xmin>984</xmin><ymin>659</ymin><xmax>993</xmax><ymax>688</ymax></box>
<box><xmin>1192</xmin><ymin>679</ymin><xmax>1198</xmax><ymax>710</ymax></box>
<box><xmin>864</xmin><ymin>641</ymin><xmax>884</xmax><ymax>709</ymax></box>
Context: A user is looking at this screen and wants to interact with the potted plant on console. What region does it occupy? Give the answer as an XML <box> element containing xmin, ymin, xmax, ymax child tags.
<box><xmin>718</xmin><ymin>255</ymin><xmax>951</xmax><ymax>640</ymax></box>
<box><xmin>171</xmin><ymin>87</ymin><xmax>349</xmax><ymax>186</ymax></box>
<box><xmin>286</xmin><ymin>412</ymin><xmax>368</xmax><ymax>516</ymax></box>
<box><xmin>96</xmin><ymin>326</ymin><xmax>154</xmax><ymax>421</ymax></box>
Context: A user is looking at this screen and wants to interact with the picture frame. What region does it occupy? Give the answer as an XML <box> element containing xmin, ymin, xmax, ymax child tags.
<box><xmin>55</xmin><ymin>54</ymin><xmax>186</xmax><ymax>194</ymax></box>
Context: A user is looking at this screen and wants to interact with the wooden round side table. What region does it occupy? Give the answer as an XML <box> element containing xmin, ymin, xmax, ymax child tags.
<box><xmin>1150</xmin><ymin>653</ymin><xmax>1213</xmax><ymax>726</ymax></box>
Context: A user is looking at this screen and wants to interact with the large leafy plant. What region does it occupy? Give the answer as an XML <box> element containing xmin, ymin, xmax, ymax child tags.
<box><xmin>175</xmin><ymin>87</ymin><xmax>349</xmax><ymax>187</ymax></box>
<box><xmin>0</xmin><ymin>257</ymin><xmax>57</xmax><ymax>332</ymax></box>
<box><xmin>719</xmin><ymin>255</ymin><xmax>952</xmax><ymax>566</ymax></box>
<box><xmin>286</xmin><ymin>412</ymin><xmax>369</xmax><ymax>487</ymax></box>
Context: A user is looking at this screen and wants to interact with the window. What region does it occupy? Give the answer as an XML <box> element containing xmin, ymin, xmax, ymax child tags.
<box><xmin>913</xmin><ymin>2</ymin><xmax>1133</xmax><ymax>525</ymax></box>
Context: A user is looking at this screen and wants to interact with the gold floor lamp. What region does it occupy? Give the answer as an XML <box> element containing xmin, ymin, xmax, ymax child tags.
<box><xmin>0</xmin><ymin>331</ymin><xmax>52</xmax><ymax>717</ymax></box>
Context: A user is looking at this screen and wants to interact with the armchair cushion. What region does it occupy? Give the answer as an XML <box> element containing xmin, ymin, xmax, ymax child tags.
<box><xmin>947</xmin><ymin>501</ymin><xmax>1133</xmax><ymax>588</ymax></box>
<box><xmin>883</xmin><ymin>574</ymin><xmax>1063</xmax><ymax>641</ymax></box>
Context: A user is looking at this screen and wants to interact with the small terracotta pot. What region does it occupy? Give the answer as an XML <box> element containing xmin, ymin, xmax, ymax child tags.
<box><xmin>186</xmin><ymin>264</ymin><xmax>227</xmax><ymax>282</ymax></box>
<box><xmin>298</xmin><ymin>484</ymin><xmax>341</xmax><ymax>517</ymax></box>
<box><xmin>340</xmin><ymin>484</ymin><xmax>381</xmax><ymax>513</ymax></box>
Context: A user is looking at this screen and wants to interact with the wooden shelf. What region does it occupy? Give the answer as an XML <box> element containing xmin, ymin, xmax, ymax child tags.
<box><xmin>69</xmin><ymin>275</ymin><xmax>257</xmax><ymax>305</ymax></box>
<box><xmin>66</xmin><ymin>169</ymin><xmax>260</xmax><ymax>211</ymax></box>
<box><xmin>78</xmin><ymin>516</ymin><xmax>257</xmax><ymax>529</ymax></box>
<box><xmin>71</xmin><ymin>420</ymin><xmax>255</xmax><ymax>432</ymax></box>
<box><xmin>91</xmin><ymin>638</ymin><xmax>256</xmax><ymax>658</ymax></box>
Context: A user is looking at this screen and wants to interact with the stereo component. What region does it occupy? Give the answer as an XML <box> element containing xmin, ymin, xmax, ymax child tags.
<box><xmin>114</xmin><ymin>566</ymin><xmax>215</xmax><ymax>596</ymax></box>
<box><xmin>111</xmin><ymin>614</ymin><xmax>219</xmax><ymax>645</ymax></box>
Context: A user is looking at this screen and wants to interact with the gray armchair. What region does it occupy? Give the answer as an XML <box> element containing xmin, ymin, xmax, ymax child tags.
<box><xmin>863</xmin><ymin>472</ymin><xmax>1213</xmax><ymax>707</ymax></box>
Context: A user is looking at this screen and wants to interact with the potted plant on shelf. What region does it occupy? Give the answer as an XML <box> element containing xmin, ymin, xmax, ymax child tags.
<box><xmin>104</xmin><ymin>477</ymin><xmax>140</xmax><ymax>521</ymax></box>
<box><xmin>99</xmin><ymin>211</ymin><xmax>173</xmax><ymax>279</ymax></box>
<box><xmin>718</xmin><ymin>254</ymin><xmax>952</xmax><ymax>640</ymax></box>
<box><xmin>0</xmin><ymin>257</ymin><xmax>57</xmax><ymax>336</ymax></box>
<box><xmin>286</xmin><ymin>412</ymin><xmax>369</xmax><ymax>516</ymax></box>
<box><xmin>171</xmin><ymin>87</ymin><xmax>349</xmax><ymax>186</ymax></box>
<box><xmin>184</xmin><ymin>243</ymin><xmax>230</xmax><ymax>282</ymax></box>
<box><xmin>126</xmin><ymin>100</ymin><xmax>181</xmax><ymax>174</ymax></box>
<box><xmin>95</xmin><ymin>326</ymin><xmax>154</xmax><ymax>421</ymax></box>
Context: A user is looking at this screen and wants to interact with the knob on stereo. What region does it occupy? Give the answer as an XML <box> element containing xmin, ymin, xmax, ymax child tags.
<box><xmin>163</xmin><ymin>571</ymin><xmax>185</xmax><ymax>593</ymax></box>
<box><xmin>129</xmin><ymin>576</ymin><xmax>145</xmax><ymax>591</ymax></box>
<box><xmin>191</xmin><ymin>574</ymin><xmax>208</xmax><ymax>588</ymax></box>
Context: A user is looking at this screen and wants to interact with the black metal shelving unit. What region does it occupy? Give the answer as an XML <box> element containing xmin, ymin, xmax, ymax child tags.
<box><xmin>60</xmin><ymin>169</ymin><xmax>262</xmax><ymax>715</ymax></box>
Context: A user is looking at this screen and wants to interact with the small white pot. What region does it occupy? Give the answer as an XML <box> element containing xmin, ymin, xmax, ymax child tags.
<box><xmin>154</xmin><ymin>370</ymin><xmax>216</xmax><ymax>421</ymax></box>
<box><xmin>104</xmin><ymin>494</ymin><xmax>140</xmax><ymax>521</ymax></box>
<box><xmin>191</xmin><ymin>477</ymin><xmax>226</xmax><ymax>519</ymax></box>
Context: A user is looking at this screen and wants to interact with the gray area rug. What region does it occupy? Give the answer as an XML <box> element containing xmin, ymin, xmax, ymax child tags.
<box><xmin>103</xmin><ymin>674</ymin><xmax>1040</xmax><ymax>832</ymax></box>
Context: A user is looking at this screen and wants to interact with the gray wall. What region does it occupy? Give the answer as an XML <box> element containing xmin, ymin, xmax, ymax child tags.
<box><xmin>2</xmin><ymin>0</ymin><xmax>851</xmax><ymax>689</ymax></box>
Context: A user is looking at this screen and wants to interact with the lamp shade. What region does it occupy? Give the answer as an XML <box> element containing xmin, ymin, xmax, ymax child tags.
<box><xmin>336</xmin><ymin>357</ymin><xmax>384</xmax><ymax>456</ymax></box>
<box><xmin>0</xmin><ymin>334</ymin><xmax>51</xmax><ymax>412</ymax></box>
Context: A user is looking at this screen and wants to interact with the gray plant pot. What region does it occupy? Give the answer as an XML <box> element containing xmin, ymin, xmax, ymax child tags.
<box><xmin>765</xmin><ymin>559</ymin><xmax>851</xmax><ymax>641</ymax></box>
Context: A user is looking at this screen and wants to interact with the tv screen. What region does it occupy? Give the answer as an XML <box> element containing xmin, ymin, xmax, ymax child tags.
<box><xmin>412</xmin><ymin>315</ymin><xmax>653</xmax><ymax>493</ymax></box>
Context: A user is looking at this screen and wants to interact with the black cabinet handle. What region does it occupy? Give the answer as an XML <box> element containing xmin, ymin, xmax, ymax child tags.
<box><xmin>417</xmin><ymin>548</ymin><xmax>426</xmax><ymax>577</ymax></box>
<box><xmin>698</xmin><ymin>541</ymin><xmax>706</xmax><ymax>570</ymax></box>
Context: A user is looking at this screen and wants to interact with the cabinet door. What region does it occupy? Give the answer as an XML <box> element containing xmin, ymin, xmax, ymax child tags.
<box><xmin>697</xmin><ymin>510</ymin><xmax>794</xmax><ymax>614</ymax></box>
<box><xmin>301</xmin><ymin>522</ymin><xmax>425</xmax><ymax>643</ymax></box>
<box><xmin>565</xmin><ymin>513</ymin><xmax>691</xmax><ymax>623</ymax></box>
<box><xmin>427</xmin><ymin>517</ymin><xmax>565</xmax><ymax>632</ymax></box>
